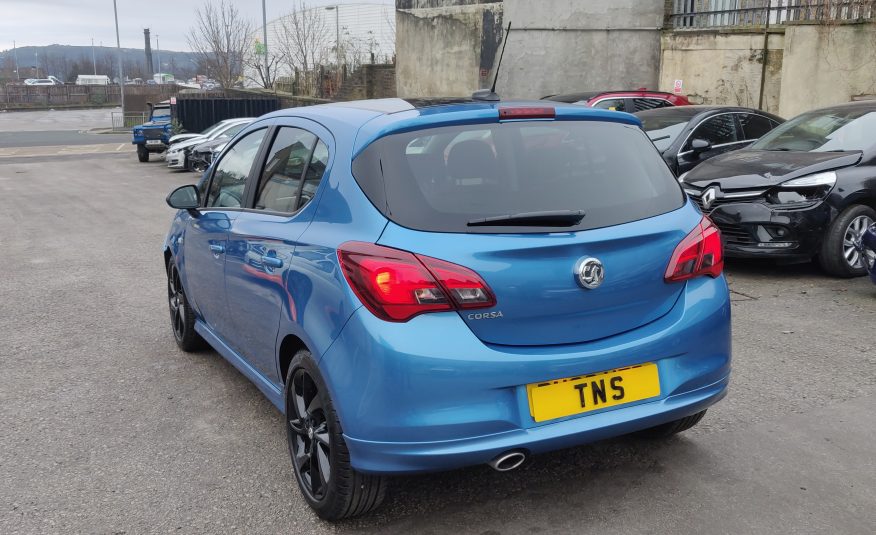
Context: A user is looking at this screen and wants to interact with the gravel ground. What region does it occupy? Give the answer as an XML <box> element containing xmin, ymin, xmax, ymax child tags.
<box><xmin>0</xmin><ymin>145</ymin><xmax>874</xmax><ymax>534</ymax></box>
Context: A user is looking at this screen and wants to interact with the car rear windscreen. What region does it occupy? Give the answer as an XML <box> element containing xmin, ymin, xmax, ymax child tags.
<box><xmin>352</xmin><ymin>120</ymin><xmax>684</xmax><ymax>233</ymax></box>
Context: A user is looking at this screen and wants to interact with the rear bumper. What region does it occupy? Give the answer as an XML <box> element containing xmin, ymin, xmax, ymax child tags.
<box><xmin>707</xmin><ymin>200</ymin><xmax>833</xmax><ymax>260</ymax></box>
<box><xmin>319</xmin><ymin>275</ymin><xmax>732</xmax><ymax>474</ymax></box>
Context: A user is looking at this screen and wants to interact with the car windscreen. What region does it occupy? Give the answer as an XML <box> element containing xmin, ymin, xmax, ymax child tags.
<box><xmin>152</xmin><ymin>106</ymin><xmax>171</xmax><ymax>120</ymax></box>
<box><xmin>751</xmin><ymin>108</ymin><xmax>876</xmax><ymax>152</ymax></box>
<box><xmin>352</xmin><ymin>120</ymin><xmax>684</xmax><ymax>233</ymax></box>
<box><xmin>638</xmin><ymin>113</ymin><xmax>693</xmax><ymax>152</ymax></box>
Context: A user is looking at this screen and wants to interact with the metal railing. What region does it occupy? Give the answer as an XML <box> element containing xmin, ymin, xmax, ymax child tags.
<box><xmin>670</xmin><ymin>0</ymin><xmax>875</xmax><ymax>29</ymax></box>
<box><xmin>111</xmin><ymin>112</ymin><xmax>147</xmax><ymax>132</ymax></box>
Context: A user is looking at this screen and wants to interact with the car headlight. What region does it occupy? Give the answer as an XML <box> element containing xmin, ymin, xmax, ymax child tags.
<box><xmin>767</xmin><ymin>171</ymin><xmax>836</xmax><ymax>205</ymax></box>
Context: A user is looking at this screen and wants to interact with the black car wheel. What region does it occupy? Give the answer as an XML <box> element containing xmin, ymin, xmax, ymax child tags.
<box><xmin>137</xmin><ymin>145</ymin><xmax>149</xmax><ymax>162</ymax></box>
<box><xmin>819</xmin><ymin>204</ymin><xmax>876</xmax><ymax>277</ymax></box>
<box><xmin>285</xmin><ymin>350</ymin><xmax>387</xmax><ymax>520</ymax></box>
<box><xmin>166</xmin><ymin>261</ymin><xmax>205</xmax><ymax>351</ymax></box>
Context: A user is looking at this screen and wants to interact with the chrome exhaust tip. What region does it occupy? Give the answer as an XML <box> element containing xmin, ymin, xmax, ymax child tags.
<box><xmin>487</xmin><ymin>450</ymin><xmax>527</xmax><ymax>472</ymax></box>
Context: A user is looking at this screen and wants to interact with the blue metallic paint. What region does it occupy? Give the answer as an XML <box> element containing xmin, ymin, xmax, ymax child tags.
<box><xmin>164</xmin><ymin>99</ymin><xmax>732</xmax><ymax>475</ymax></box>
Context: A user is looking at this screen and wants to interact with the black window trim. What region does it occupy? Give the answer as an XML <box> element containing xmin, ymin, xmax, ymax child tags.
<box><xmin>737</xmin><ymin>112</ymin><xmax>779</xmax><ymax>142</ymax></box>
<box><xmin>200</xmin><ymin>125</ymin><xmax>271</xmax><ymax>211</ymax></box>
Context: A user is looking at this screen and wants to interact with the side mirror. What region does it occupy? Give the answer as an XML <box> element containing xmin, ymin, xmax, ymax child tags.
<box><xmin>166</xmin><ymin>184</ymin><xmax>200</xmax><ymax>211</ymax></box>
<box><xmin>691</xmin><ymin>138</ymin><xmax>712</xmax><ymax>154</ymax></box>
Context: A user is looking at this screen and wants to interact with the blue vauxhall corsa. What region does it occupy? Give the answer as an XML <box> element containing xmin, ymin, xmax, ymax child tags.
<box><xmin>163</xmin><ymin>98</ymin><xmax>732</xmax><ymax>520</ymax></box>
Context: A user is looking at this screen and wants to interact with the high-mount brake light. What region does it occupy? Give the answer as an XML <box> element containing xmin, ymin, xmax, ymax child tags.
<box><xmin>337</xmin><ymin>242</ymin><xmax>496</xmax><ymax>322</ymax></box>
<box><xmin>664</xmin><ymin>216</ymin><xmax>724</xmax><ymax>282</ymax></box>
<box><xmin>498</xmin><ymin>107</ymin><xmax>556</xmax><ymax>120</ymax></box>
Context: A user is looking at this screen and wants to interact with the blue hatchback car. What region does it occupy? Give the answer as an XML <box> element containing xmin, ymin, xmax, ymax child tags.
<box><xmin>164</xmin><ymin>98</ymin><xmax>732</xmax><ymax>520</ymax></box>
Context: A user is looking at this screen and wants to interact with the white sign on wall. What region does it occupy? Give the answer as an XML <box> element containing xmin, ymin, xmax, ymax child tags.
<box><xmin>673</xmin><ymin>79</ymin><xmax>684</xmax><ymax>94</ymax></box>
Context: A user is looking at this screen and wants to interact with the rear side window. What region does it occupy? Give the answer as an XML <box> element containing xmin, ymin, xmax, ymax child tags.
<box><xmin>634</xmin><ymin>98</ymin><xmax>672</xmax><ymax>112</ymax></box>
<box><xmin>353</xmin><ymin>121</ymin><xmax>684</xmax><ymax>233</ymax></box>
<box><xmin>255</xmin><ymin>127</ymin><xmax>317</xmax><ymax>213</ymax></box>
<box><xmin>592</xmin><ymin>99</ymin><xmax>627</xmax><ymax>112</ymax></box>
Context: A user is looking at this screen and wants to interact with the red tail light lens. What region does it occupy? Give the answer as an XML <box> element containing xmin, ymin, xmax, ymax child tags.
<box><xmin>665</xmin><ymin>216</ymin><xmax>724</xmax><ymax>282</ymax></box>
<box><xmin>338</xmin><ymin>242</ymin><xmax>496</xmax><ymax>322</ymax></box>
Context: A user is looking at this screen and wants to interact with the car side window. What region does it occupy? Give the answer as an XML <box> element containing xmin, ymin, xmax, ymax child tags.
<box><xmin>738</xmin><ymin>113</ymin><xmax>774</xmax><ymax>140</ymax></box>
<box><xmin>634</xmin><ymin>98</ymin><xmax>672</xmax><ymax>112</ymax></box>
<box><xmin>684</xmin><ymin>115</ymin><xmax>738</xmax><ymax>151</ymax></box>
<box><xmin>299</xmin><ymin>141</ymin><xmax>329</xmax><ymax>209</ymax></box>
<box><xmin>254</xmin><ymin>127</ymin><xmax>318</xmax><ymax>214</ymax></box>
<box><xmin>206</xmin><ymin>129</ymin><xmax>267</xmax><ymax>208</ymax></box>
<box><xmin>592</xmin><ymin>98</ymin><xmax>626</xmax><ymax>112</ymax></box>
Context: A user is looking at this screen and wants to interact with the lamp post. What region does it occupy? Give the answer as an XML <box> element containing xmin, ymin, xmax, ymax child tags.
<box><xmin>113</xmin><ymin>0</ymin><xmax>125</xmax><ymax>111</ymax></box>
<box><xmin>91</xmin><ymin>38</ymin><xmax>97</xmax><ymax>75</ymax></box>
<box><xmin>156</xmin><ymin>34</ymin><xmax>161</xmax><ymax>76</ymax></box>
<box><xmin>262</xmin><ymin>0</ymin><xmax>270</xmax><ymax>88</ymax></box>
<box><xmin>13</xmin><ymin>40</ymin><xmax>20</xmax><ymax>80</ymax></box>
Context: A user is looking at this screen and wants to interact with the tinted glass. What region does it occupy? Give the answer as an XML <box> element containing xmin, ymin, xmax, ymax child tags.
<box><xmin>206</xmin><ymin>129</ymin><xmax>266</xmax><ymax>208</ymax></box>
<box><xmin>738</xmin><ymin>113</ymin><xmax>774</xmax><ymax>140</ymax></box>
<box><xmin>353</xmin><ymin>121</ymin><xmax>683</xmax><ymax>233</ymax></box>
<box><xmin>255</xmin><ymin>127</ymin><xmax>317</xmax><ymax>213</ymax></box>
<box><xmin>751</xmin><ymin>107</ymin><xmax>876</xmax><ymax>152</ymax></box>
<box><xmin>300</xmin><ymin>141</ymin><xmax>329</xmax><ymax>208</ymax></box>
<box><xmin>684</xmin><ymin>114</ymin><xmax>737</xmax><ymax>150</ymax></box>
<box><xmin>634</xmin><ymin>98</ymin><xmax>672</xmax><ymax>112</ymax></box>
<box><xmin>592</xmin><ymin>99</ymin><xmax>626</xmax><ymax>112</ymax></box>
<box><xmin>639</xmin><ymin>112</ymin><xmax>693</xmax><ymax>152</ymax></box>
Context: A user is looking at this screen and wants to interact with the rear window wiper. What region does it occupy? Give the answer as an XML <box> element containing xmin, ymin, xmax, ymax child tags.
<box><xmin>467</xmin><ymin>210</ymin><xmax>585</xmax><ymax>227</ymax></box>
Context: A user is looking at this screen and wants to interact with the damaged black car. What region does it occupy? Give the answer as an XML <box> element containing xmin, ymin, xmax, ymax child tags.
<box><xmin>680</xmin><ymin>101</ymin><xmax>876</xmax><ymax>277</ymax></box>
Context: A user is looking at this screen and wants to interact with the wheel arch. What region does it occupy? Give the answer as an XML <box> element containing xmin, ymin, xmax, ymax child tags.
<box><xmin>278</xmin><ymin>334</ymin><xmax>308</xmax><ymax>385</ymax></box>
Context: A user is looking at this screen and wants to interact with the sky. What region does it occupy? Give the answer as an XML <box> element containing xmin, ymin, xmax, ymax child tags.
<box><xmin>0</xmin><ymin>0</ymin><xmax>393</xmax><ymax>52</ymax></box>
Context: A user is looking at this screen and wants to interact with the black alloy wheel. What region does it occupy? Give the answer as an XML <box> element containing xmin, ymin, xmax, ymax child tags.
<box><xmin>284</xmin><ymin>351</ymin><xmax>387</xmax><ymax>520</ymax></box>
<box><xmin>288</xmin><ymin>368</ymin><xmax>333</xmax><ymax>502</ymax></box>
<box><xmin>166</xmin><ymin>262</ymin><xmax>204</xmax><ymax>352</ymax></box>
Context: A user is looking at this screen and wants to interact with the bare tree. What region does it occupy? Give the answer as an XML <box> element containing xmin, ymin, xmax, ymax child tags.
<box><xmin>276</xmin><ymin>0</ymin><xmax>331</xmax><ymax>94</ymax></box>
<box><xmin>244</xmin><ymin>38</ymin><xmax>283</xmax><ymax>89</ymax></box>
<box><xmin>187</xmin><ymin>0</ymin><xmax>253</xmax><ymax>89</ymax></box>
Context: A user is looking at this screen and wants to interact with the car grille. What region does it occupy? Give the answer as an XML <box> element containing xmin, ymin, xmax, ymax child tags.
<box><xmin>144</xmin><ymin>128</ymin><xmax>164</xmax><ymax>140</ymax></box>
<box><xmin>715</xmin><ymin>222</ymin><xmax>755</xmax><ymax>246</ymax></box>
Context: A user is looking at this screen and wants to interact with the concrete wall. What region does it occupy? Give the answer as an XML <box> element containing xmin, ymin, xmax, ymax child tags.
<box><xmin>659</xmin><ymin>30</ymin><xmax>785</xmax><ymax>114</ymax></box>
<box><xmin>779</xmin><ymin>22</ymin><xmax>876</xmax><ymax>117</ymax></box>
<box><xmin>396</xmin><ymin>0</ymin><xmax>664</xmax><ymax>98</ymax></box>
<box><xmin>497</xmin><ymin>0</ymin><xmax>664</xmax><ymax>98</ymax></box>
<box><xmin>396</xmin><ymin>1</ymin><xmax>503</xmax><ymax>97</ymax></box>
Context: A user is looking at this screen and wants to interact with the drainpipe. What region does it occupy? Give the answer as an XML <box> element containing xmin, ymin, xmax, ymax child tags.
<box><xmin>757</xmin><ymin>0</ymin><xmax>772</xmax><ymax>110</ymax></box>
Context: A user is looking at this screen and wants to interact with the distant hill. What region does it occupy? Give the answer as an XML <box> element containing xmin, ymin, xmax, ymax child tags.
<box><xmin>0</xmin><ymin>44</ymin><xmax>200</xmax><ymax>83</ymax></box>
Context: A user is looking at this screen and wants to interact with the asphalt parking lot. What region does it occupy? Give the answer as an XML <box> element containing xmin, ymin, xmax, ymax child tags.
<box><xmin>1</xmin><ymin>111</ymin><xmax>875</xmax><ymax>534</ymax></box>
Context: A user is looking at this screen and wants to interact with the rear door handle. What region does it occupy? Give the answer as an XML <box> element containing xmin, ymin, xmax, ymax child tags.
<box><xmin>209</xmin><ymin>244</ymin><xmax>225</xmax><ymax>255</ymax></box>
<box><xmin>262</xmin><ymin>256</ymin><xmax>283</xmax><ymax>268</ymax></box>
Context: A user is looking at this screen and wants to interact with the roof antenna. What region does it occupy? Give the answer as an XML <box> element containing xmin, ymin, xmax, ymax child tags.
<box><xmin>473</xmin><ymin>21</ymin><xmax>511</xmax><ymax>102</ymax></box>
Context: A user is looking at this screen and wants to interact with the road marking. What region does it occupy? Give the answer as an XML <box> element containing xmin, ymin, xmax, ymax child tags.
<box><xmin>0</xmin><ymin>143</ymin><xmax>130</xmax><ymax>159</ymax></box>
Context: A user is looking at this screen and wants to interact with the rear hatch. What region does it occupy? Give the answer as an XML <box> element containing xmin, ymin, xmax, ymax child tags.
<box><xmin>353</xmin><ymin>115</ymin><xmax>693</xmax><ymax>346</ymax></box>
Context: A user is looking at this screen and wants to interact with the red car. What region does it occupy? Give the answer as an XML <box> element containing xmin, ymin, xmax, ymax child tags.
<box><xmin>543</xmin><ymin>89</ymin><xmax>691</xmax><ymax>113</ymax></box>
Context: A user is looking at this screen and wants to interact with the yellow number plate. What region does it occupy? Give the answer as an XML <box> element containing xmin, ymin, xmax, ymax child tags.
<box><xmin>526</xmin><ymin>363</ymin><xmax>660</xmax><ymax>423</ymax></box>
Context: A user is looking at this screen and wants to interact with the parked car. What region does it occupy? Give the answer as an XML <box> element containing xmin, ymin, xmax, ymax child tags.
<box><xmin>24</xmin><ymin>76</ymin><xmax>63</xmax><ymax>85</ymax></box>
<box><xmin>680</xmin><ymin>100</ymin><xmax>876</xmax><ymax>277</ymax></box>
<box><xmin>131</xmin><ymin>101</ymin><xmax>173</xmax><ymax>162</ymax></box>
<box><xmin>542</xmin><ymin>89</ymin><xmax>691</xmax><ymax>112</ymax></box>
<box><xmin>163</xmin><ymin>98</ymin><xmax>731</xmax><ymax>520</ymax></box>
<box><xmin>636</xmin><ymin>106</ymin><xmax>784</xmax><ymax>175</ymax></box>
<box><xmin>166</xmin><ymin>118</ymin><xmax>253</xmax><ymax>170</ymax></box>
<box><xmin>858</xmin><ymin>224</ymin><xmax>876</xmax><ymax>283</ymax></box>
<box><xmin>186</xmin><ymin>137</ymin><xmax>229</xmax><ymax>172</ymax></box>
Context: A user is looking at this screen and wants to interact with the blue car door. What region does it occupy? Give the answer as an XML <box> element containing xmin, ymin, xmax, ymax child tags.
<box><xmin>224</xmin><ymin>121</ymin><xmax>332</xmax><ymax>382</ymax></box>
<box><xmin>183</xmin><ymin>128</ymin><xmax>268</xmax><ymax>339</ymax></box>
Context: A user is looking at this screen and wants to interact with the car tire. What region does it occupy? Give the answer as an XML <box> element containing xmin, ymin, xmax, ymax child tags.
<box><xmin>285</xmin><ymin>350</ymin><xmax>387</xmax><ymax>520</ymax></box>
<box><xmin>635</xmin><ymin>410</ymin><xmax>707</xmax><ymax>439</ymax></box>
<box><xmin>137</xmin><ymin>145</ymin><xmax>149</xmax><ymax>162</ymax></box>
<box><xmin>166</xmin><ymin>260</ymin><xmax>205</xmax><ymax>352</ymax></box>
<box><xmin>818</xmin><ymin>204</ymin><xmax>876</xmax><ymax>278</ymax></box>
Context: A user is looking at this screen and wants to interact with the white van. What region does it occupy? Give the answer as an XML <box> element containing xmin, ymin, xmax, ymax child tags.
<box><xmin>76</xmin><ymin>75</ymin><xmax>110</xmax><ymax>86</ymax></box>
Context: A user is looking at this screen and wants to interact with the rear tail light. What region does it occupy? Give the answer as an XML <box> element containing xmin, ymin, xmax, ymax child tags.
<box><xmin>337</xmin><ymin>242</ymin><xmax>496</xmax><ymax>322</ymax></box>
<box><xmin>498</xmin><ymin>107</ymin><xmax>556</xmax><ymax>120</ymax></box>
<box><xmin>665</xmin><ymin>216</ymin><xmax>724</xmax><ymax>282</ymax></box>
